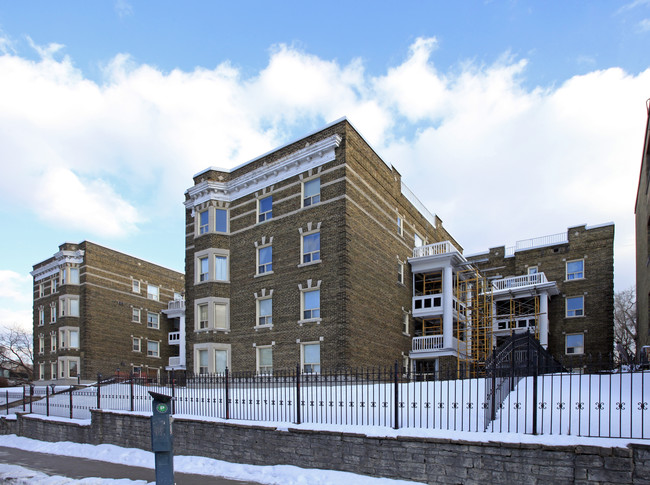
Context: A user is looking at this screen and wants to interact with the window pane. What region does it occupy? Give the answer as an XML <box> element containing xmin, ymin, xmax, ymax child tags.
<box><xmin>69</xmin><ymin>299</ymin><xmax>79</xmax><ymax>316</ymax></box>
<box><xmin>215</xmin><ymin>350</ymin><xmax>227</xmax><ymax>373</ymax></box>
<box><xmin>215</xmin><ymin>303</ymin><xmax>227</xmax><ymax>329</ymax></box>
<box><xmin>259</xmin><ymin>298</ymin><xmax>272</xmax><ymax>316</ymax></box>
<box><xmin>215</xmin><ymin>209</ymin><xmax>228</xmax><ymax>232</ymax></box>
<box><xmin>200</xmin><ymin>257</ymin><xmax>209</xmax><ymax>280</ymax></box>
<box><xmin>304</xmin><ymin>233</ymin><xmax>320</xmax><ymax>253</ymax></box>
<box><xmin>414</xmin><ymin>234</ymin><xmax>423</xmax><ymax>248</ymax></box>
<box><xmin>259</xmin><ymin>196</ymin><xmax>273</xmax><ymax>222</ymax></box>
<box><xmin>566</xmin><ymin>334</ymin><xmax>583</xmax><ymax>347</ymax></box>
<box><xmin>147</xmin><ymin>285</ymin><xmax>159</xmax><ymax>301</ymax></box>
<box><xmin>304</xmin><ymin>178</ymin><xmax>320</xmax><ymax>197</ymax></box>
<box><xmin>199</xmin><ymin>210</ymin><xmax>209</xmax><ymax>234</ymax></box>
<box><xmin>215</xmin><ymin>256</ymin><xmax>228</xmax><ymax>280</ymax></box>
<box><xmin>259</xmin><ymin>347</ymin><xmax>272</xmax><ymax>366</ymax></box>
<box><xmin>567</xmin><ymin>260</ymin><xmax>584</xmax><ymax>279</ymax></box>
<box><xmin>69</xmin><ymin>360</ymin><xmax>78</xmax><ymax>378</ymax></box>
<box><xmin>69</xmin><ymin>268</ymin><xmax>79</xmax><ymax>284</ymax></box>
<box><xmin>304</xmin><ymin>343</ymin><xmax>320</xmax><ymax>371</ymax></box>
<box><xmin>199</xmin><ymin>304</ymin><xmax>208</xmax><ymax>326</ymax></box>
<box><xmin>304</xmin><ymin>290</ymin><xmax>320</xmax><ymax>309</ymax></box>
<box><xmin>259</xmin><ymin>247</ymin><xmax>272</xmax><ymax>264</ymax></box>
<box><xmin>70</xmin><ymin>330</ymin><xmax>79</xmax><ymax>348</ymax></box>
<box><xmin>198</xmin><ymin>349</ymin><xmax>208</xmax><ymax>367</ymax></box>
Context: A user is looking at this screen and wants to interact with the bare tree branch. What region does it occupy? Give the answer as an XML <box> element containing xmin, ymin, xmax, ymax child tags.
<box><xmin>0</xmin><ymin>325</ymin><xmax>33</xmax><ymax>382</ymax></box>
<box><xmin>614</xmin><ymin>286</ymin><xmax>637</xmax><ymax>364</ymax></box>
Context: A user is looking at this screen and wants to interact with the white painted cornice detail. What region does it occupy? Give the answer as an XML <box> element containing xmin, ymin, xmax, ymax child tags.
<box><xmin>184</xmin><ymin>134</ymin><xmax>342</xmax><ymax>209</ymax></box>
<box><xmin>30</xmin><ymin>250</ymin><xmax>85</xmax><ymax>282</ymax></box>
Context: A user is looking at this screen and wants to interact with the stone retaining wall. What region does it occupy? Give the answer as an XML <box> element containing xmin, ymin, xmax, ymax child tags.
<box><xmin>4</xmin><ymin>411</ymin><xmax>650</xmax><ymax>485</ymax></box>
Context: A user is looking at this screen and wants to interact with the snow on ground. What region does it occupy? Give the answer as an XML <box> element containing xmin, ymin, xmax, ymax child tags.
<box><xmin>0</xmin><ymin>434</ymin><xmax>424</xmax><ymax>485</ymax></box>
<box><xmin>0</xmin><ymin>464</ymin><xmax>149</xmax><ymax>484</ymax></box>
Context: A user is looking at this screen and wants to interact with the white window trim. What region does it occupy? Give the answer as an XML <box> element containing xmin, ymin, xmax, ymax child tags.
<box><xmin>398</xmin><ymin>261</ymin><xmax>405</xmax><ymax>285</ymax></box>
<box><xmin>301</xmin><ymin>176</ymin><xmax>321</xmax><ymax>208</ymax></box>
<box><xmin>256</xmin><ymin>296</ymin><xmax>273</xmax><ymax>329</ymax></box>
<box><xmin>257</xmin><ymin>195</ymin><xmax>273</xmax><ymax>223</ymax></box>
<box><xmin>38</xmin><ymin>335</ymin><xmax>45</xmax><ymax>354</ymax></box>
<box><xmin>256</xmin><ymin>243</ymin><xmax>273</xmax><ymax>276</ymax></box>
<box><xmin>300</xmin><ymin>341</ymin><xmax>321</xmax><ymax>374</ymax></box>
<box><xmin>403</xmin><ymin>310</ymin><xmax>410</xmax><ymax>336</ymax></box>
<box><xmin>195</xmin><ymin>248</ymin><xmax>231</xmax><ymax>284</ymax></box>
<box><xmin>147</xmin><ymin>312</ymin><xmax>160</xmax><ymax>329</ymax></box>
<box><xmin>193</xmin><ymin>342</ymin><xmax>231</xmax><ymax>374</ymax></box>
<box><xmin>58</xmin><ymin>326</ymin><xmax>80</xmax><ymax>350</ymax></box>
<box><xmin>38</xmin><ymin>306</ymin><xmax>45</xmax><ymax>326</ymax></box>
<box><xmin>146</xmin><ymin>340</ymin><xmax>160</xmax><ymax>358</ymax></box>
<box><xmin>39</xmin><ymin>363</ymin><xmax>45</xmax><ymax>380</ymax></box>
<box><xmin>59</xmin><ymin>295</ymin><xmax>80</xmax><ymax>318</ymax></box>
<box><xmin>133</xmin><ymin>337</ymin><xmax>141</xmax><ymax>353</ymax></box>
<box><xmin>132</xmin><ymin>279</ymin><xmax>140</xmax><ymax>293</ymax></box>
<box><xmin>299</xmin><ymin>280</ymin><xmax>322</xmax><ymax>325</ymax></box>
<box><xmin>566</xmin><ymin>295</ymin><xmax>585</xmax><ymax>318</ymax></box>
<box><xmin>132</xmin><ymin>308</ymin><xmax>141</xmax><ymax>323</ymax></box>
<box><xmin>147</xmin><ymin>284</ymin><xmax>159</xmax><ymax>301</ymax></box>
<box><xmin>566</xmin><ymin>259</ymin><xmax>585</xmax><ymax>281</ymax></box>
<box><xmin>50</xmin><ymin>303</ymin><xmax>57</xmax><ymax>323</ymax></box>
<box><xmin>57</xmin><ymin>356</ymin><xmax>80</xmax><ymax>379</ymax></box>
<box><xmin>256</xmin><ymin>344</ymin><xmax>274</xmax><ymax>375</ymax></box>
<box><xmin>565</xmin><ymin>333</ymin><xmax>585</xmax><ymax>355</ymax></box>
<box><xmin>527</xmin><ymin>266</ymin><xmax>538</xmax><ymax>275</ymax></box>
<box><xmin>194</xmin><ymin>297</ymin><xmax>230</xmax><ymax>332</ymax></box>
<box><xmin>50</xmin><ymin>362</ymin><xmax>57</xmax><ymax>380</ymax></box>
<box><xmin>50</xmin><ymin>332</ymin><xmax>57</xmax><ymax>352</ymax></box>
<box><xmin>195</xmin><ymin>205</ymin><xmax>229</xmax><ymax>237</ymax></box>
<box><xmin>298</xmin><ymin>223</ymin><xmax>322</xmax><ymax>268</ymax></box>
<box><xmin>397</xmin><ymin>215</ymin><xmax>404</xmax><ymax>236</ymax></box>
<box><xmin>38</xmin><ymin>284</ymin><xmax>45</xmax><ymax>298</ymax></box>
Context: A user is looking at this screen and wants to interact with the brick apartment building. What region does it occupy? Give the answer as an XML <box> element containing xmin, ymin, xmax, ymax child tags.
<box><xmin>183</xmin><ymin>118</ymin><xmax>459</xmax><ymax>374</ymax></box>
<box><xmin>636</xmin><ymin>101</ymin><xmax>650</xmax><ymax>356</ymax></box>
<box><xmin>31</xmin><ymin>241</ymin><xmax>184</xmax><ymax>383</ymax></box>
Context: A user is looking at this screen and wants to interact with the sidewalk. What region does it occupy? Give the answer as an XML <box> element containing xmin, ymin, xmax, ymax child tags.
<box><xmin>0</xmin><ymin>445</ymin><xmax>262</xmax><ymax>484</ymax></box>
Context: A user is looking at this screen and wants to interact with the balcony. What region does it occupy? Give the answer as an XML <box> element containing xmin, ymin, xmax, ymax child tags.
<box><xmin>412</xmin><ymin>335</ymin><xmax>444</xmax><ymax>352</ymax></box>
<box><xmin>168</xmin><ymin>332</ymin><xmax>181</xmax><ymax>345</ymax></box>
<box><xmin>412</xmin><ymin>293</ymin><xmax>443</xmax><ymax>317</ymax></box>
<box><xmin>492</xmin><ymin>273</ymin><xmax>548</xmax><ymax>291</ymax></box>
<box><xmin>167</xmin><ymin>299</ymin><xmax>185</xmax><ymax>311</ymax></box>
<box><xmin>412</xmin><ymin>241</ymin><xmax>461</xmax><ymax>259</ymax></box>
<box><xmin>168</xmin><ymin>356</ymin><xmax>182</xmax><ymax>367</ymax></box>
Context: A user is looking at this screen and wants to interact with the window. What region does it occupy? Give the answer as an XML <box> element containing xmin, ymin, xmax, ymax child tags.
<box><xmin>69</xmin><ymin>329</ymin><xmax>79</xmax><ymax>348</ymax></box>
<box><xmin>69</xmin><ymin>268</ymin><xmax>79</xmax><ymax>285</ymax></box>
<box><xmin>51</xmin><ymin>278</ymin><xmax>57</xmax><ymax>294</ymax></box>
<box><xmin>566</xmin><ymin>260</ymin><xmax>584</xmax><ymax>280</ymax></box>
<box><xmin>199</xmin><ymin>210</ymin><xmax>209</xmax><ymax>234</ymax></box>
<box><xmin>566</xmin><ymin>333</ymin><xmax>585</xmax><ymax>355</ymax></box>
<box><xmin>58</xmin><ymin>357</ymin><xmax>80</xmax><ymax>379</ymax></box>
<box><xmin>303</xmin><ymin>178</ymin><xmax>320</xmax><ymax>207</ymax></box>
<box><xmin>198</xmin><ymin>304</ymin><xmax>209</xmax><ymax>329</ymax></box>
<box><xmin>60</xmin><ymin>267</ymin><xmax>79</xmax><ymax>285</ymax></box>
<box><xmin>215</xmin><ymin>255</ymin><xmax>228</xmax><ymax>281</ymax></box>
<box><xmin>302</xmin><ymin>343</ymin><xmax>320</xmax><ymax>373</ymax></box>
<box><xmin>193</xmin><ymin>343</ymin><xmax>230</xmax><ymax>374</ymax></box>
<box><xmin>51</xmin><ymin>333</ymin><xmax>57</xmax><ymax>352</ymax></box>
<box><xmin>397</xmin><ymin>216</ymin><xmax>403</xmax><ymax>236</ymax></box>
<box><xmin>403</xmin><ymin>313</ymin><xmax>410</xmax><ymax>335</ymax></box>
<box><xmin>257</xmin><ymin>298</ymin><xmax>272</xmax><ymax>326</ymax></box>
<box><xmin>194</xmin><ymin>297</ymin><xmax>230</xmax><ymax>332</ymax></box>
<box><xmin>147</xmin><ymin>341</ymin><xmax>160</xmax><ymax>358</ymax></box>
<box><xmin>302</xmin><ymin>289</ymin><xmax>320</xmax><ymax>320</ymax></box>
<box><xmin>528</xmin><ymin>266</ymin><xmax>538</xmax><ymax>275</ymax></box>
<box><xmin>147</xmin><ymin>284</ymin><xmax>159</xmax><ymax>301</ymax></box>
<box><xmin>566</xmin><ymin>296</ymin><xmax>584</xmax><ymax>317</ymax></box>
<box><xmin>38</xmin><ymin>284</ymin><xmax>44</xmax><ymax>298</ymax></box>
<box><xmin>132</xmin><ymin>280</ymin><xmax>140</xmax><ymax>293</ymax></box>
<box><xmin>199</xmin><ymin>256</ymin><xmax>209</xmax><ymax>282</ymax></box>
<box><xmin>133</xmin><ymin>338</ymin><xmax>141</xmax><ymax>352</ymax></box>
<box><xmin>132</xmin><ymin>308</ymin><xmax>141</xmax><ymax>323</ymax></box>
<box><xmin>58</xmin><ymin>327</ymin><xmax>79</xmax><ymax>349</ymax></box>
<box><xmin>51</xmin><ymin>362</ymin><xmax>57</xmax><ymax>380</ymax></box>
<box><xmin>147</xmin><ymin>312</ymin><xmax>160</xmax><ymax>329</ymax></box>
<box><xmin>258</xmin><ymin>246</ymin><xmax>272</xmax><ymax>274</ymax></box>
<box><xmin>215</xmin><ymin>208</ymin><xmax>228</xmax><ymax>232</ymax></box>
<box><xmin>257</xmin><ymin>346</ymin><xmax>273</xmax><ymax>374</ymax></box>
<box><xmin>59</xmin><ymin>296</ymin><xmax>79</xmax><ymax>317</ymax></box>
<box><xmin>50</xmin><ymin>303</ymin><xmax>56</xmax><ymax>323</ymax></box>
<box><xmin>197</xmin><ymin>349</ymin><xmax>209</xmax><ymax>374</ymax></box>
<box><xmin>68</xmin><ymin>359</ymin><xmax>79</xmax><ymax>378</ymax></box>
<box><xmin>302</xmin><ymin>233</ymin><xmax>320</xmax><ymax>264</ymax></box>
<box><xmin>215</xmin><ymin>349</ymin><xmax>228</xmax><ymax>373</ymax></box>
<box><xmin>38</xmin><ymin>335</ymin><xmax>44</xmax><ymax>354</ymax></box>
<box><xmin>38</xmin><ymin>307</ymin><xmax>44</xmax><ymax>326</ymax></box>
<box><xmin>398</xmin><ymin>262</ymin><xmax>405</xmax><ymax>284</ymax></box>
<box><xmin>39</xmin><ymin>363</ymin><xmax>44</xmax><ymax>380</ymax></box>
<box><xmin>258</xmin><ymin>196</ymin><xmax>272</xmax><ymax>222</ymax></box>
<box><xmin>414</xmin><ymin>233</ymin><xmax>424</xmax><ymax>248</ymax></box>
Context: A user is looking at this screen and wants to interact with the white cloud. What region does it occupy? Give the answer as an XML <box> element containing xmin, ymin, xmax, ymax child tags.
<box><xmin>0</xmin><ymin>271</ymin><xmax>32</xmax><ymax>332</ymax></box>
<box><xmin>114</xmin><ymin>0</ymin><xmax>133</xmax><ymax>18</ymax></box>
<box><xmin>0</xmin><ymin>36</ymin><xmax>646</xmax><ymax>292</ymax></box>
<box><xmin>639</xmin><ymin>18</ymin><xmax>650</xmax><ymax>31</ymax></box>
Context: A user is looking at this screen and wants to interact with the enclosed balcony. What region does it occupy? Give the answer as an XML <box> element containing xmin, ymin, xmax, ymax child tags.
<box><xmin>168</xmin><ymin>331</ymin><xmax>181</xmax><ymax>345</ymax></box>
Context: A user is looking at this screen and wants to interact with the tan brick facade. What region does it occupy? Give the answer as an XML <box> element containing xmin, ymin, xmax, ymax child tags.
<box><xmin>32</xmin><ymin>242</ymin><xmax>184</xmax><ymax>383</ymax></box>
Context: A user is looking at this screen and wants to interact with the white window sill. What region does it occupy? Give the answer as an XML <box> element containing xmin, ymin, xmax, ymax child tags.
<box><xmin>254</xmin><ymin>324</ymin><xmax>273</xmax><ymax>331</ymax></box>
<box><xmin>297</xmin><ymin>260</ymin><xmax>322</xmax><ymax>268</ymax></box>
<box><xmin>255</xmin><ymin>271</ymin><xmax>274</xmax><ymax>278</ymax></box>
<box><xmin>565</xmin><ymin>315</ymin><xmax>585</xmax><ymax>319</ymax></box>
<box><xmin>298</xmin><ymin>318</ymin><xmax>322</xmax><ymax>326</ymax></box>
<box><xmin>195</xmin><ymin>328</ymin><xmax>230</xmax><ymax>334</ymax></box>
<box><xmin>195</xmin><ymin>279</ymin><xmax>232</xmax><ymax>285</ymax></box>
<box><xmin>564</xmin><ymin>277</ymin><xmax>585</xmax><ymax>282</ymax></box>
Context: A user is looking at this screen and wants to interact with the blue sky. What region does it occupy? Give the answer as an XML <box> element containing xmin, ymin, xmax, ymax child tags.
<box><xmin>0</xmin><ymin>1</ymin><xmax>649</xmax><ymax>330</ymax></box>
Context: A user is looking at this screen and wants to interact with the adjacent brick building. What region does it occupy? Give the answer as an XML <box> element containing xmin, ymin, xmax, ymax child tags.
<box><xmin>31</xmin><ymin>241</ymin><xmax>184</xmax><ymax>383</ymax></box>
<box><xmin>183</xmin><ymin>118</ymin><xmax>459</xmax><ymax>373</ymax></box>
<box><xmin>635</xmin><ymin>102</ymin><xmax>650</xmax><ymax>357</ymax></box>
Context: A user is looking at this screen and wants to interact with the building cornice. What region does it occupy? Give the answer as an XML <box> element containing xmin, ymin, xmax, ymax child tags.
<box><xmin>184</xmin><ymin>134</ymin><xmax>342</xmax><ymax>209</ymax></box>
<box><xmin>30</xmin><ymin>250</ymin><xmax>85</xmax><ymax>282</ymax></box>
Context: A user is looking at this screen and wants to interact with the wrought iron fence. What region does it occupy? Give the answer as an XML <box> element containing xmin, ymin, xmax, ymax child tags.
<box><xmin>8</xmin><ymin>356</ymin><xmax>650</xmax><ymax>439</ymax></box>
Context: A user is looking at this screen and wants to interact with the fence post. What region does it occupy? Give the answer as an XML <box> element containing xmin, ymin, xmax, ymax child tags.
<box><xmin>295</xmin><ymin>364</ymin><xmax>301</xmax><ymax>425</ymax></box>
<box><xmin>97</xmin><ymin>373</ymin><xmax>101</xmax><ymax>410</ymax></box>
<box><xmin>393</xmin><ymin>361</ymin><xmax>399</xmax><ymax>430</ymax></box>
<box><xmin>225</xmin><ymin>367</ymin><xmax>230</xmax><ymax>420</ymax></box>
<box><xmin>22</xmin><ymin>386</ymin><xmax>25</xmax><ymax>412</ymax></box>
<box><xmin>5</xmin><ymin>390</ymin><xmax>8</xmax><ymax>416</ymax></box>
<box><xmin>532</xmin><ymin>351</ymin><xmax>539</xmax><ymax>435</ymax></box>
<box><xmin>29</xmin><ymin>385</ymin><xmax>34</xmax><ymax>414</ymax></box>
<box><xmin>69</xmin><ymin>388</ymin><xmax>73</xmax><ymax>419</ymax></box>
<box><xmin>46</xmin><ymin>386</ymin><xmax>50</xmax><ymax>417</ymax></box>
<box><xmin>171</xmin><ymin>370</ymin><xmax>175</xmax><ymax>415</ymax></box>
<box><xmin>130</xmin><ymin>372</ymin><xmax>134</xmax><ymax>412</ymax></box>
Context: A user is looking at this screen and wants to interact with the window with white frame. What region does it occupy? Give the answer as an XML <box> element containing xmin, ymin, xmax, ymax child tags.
<box><xmin>198</xmin><ymin>256</ymin><xmax>209</xmax><ymax>282</ymax></box>
<box><xmin>38</xmin><ymin>284</ymin><xmax>44</xmax><ymax>298</ymax></box>
<box><xmin>303</xmin><ymin>177</ymin><xmax>320</xmax><ymax>207</ymax></box>
<box><xmin>302</xmin><ymin>289</ymin><xmax>320</xmax><ymax>320</ymax></box>
<box><xmin>198</xmin><ymin>209</ymin><xmax>209</xmax><ymax>234</ymax></box>
<box><xmin>39</xmin><ymin>363</ymin><xmax>44</xmax><ymax>380</ymax></box>
<box><xmin>50</xmin><ymin>332</ymin><xmax>57</xmax><ymax>352</ymax></box>
<box><xmin>257</xmin><ymin>346</ymin><xmax>273</xmax><ymax>374</ymax></box>
<box><xmin>565</xmin><ymin>333</ymin><xmax>584</xmax><ymax>355</ymax></box>
<box><xmin>528</xmin><ymin>266</ymin><xmax>538</xmax><ymax>275</ymax></box>
<box><xmin>38</xmin><ymin>335</ymin><xmax>44</xmax><ymax>354</ymax></box>
<box><xmin>147</xmin><ymin>312</ymin><xmax>160</xmax><ymax>329</ymax></box>
<box><xmin>193</xmin><ymin>343</ymin><xmax>230</xmax><ymax>374</ymax></box>
<box><xmin>566</xmin><ymin>296</ymin><xmax>584</xmax><ymax>317</ymax></box>
<box><xmin>147</xmin><ymin>340</ymin><xmax>160</xmax><ymax>358</ymax></box>
<box><xmin>195</xmin><ymin>249</ymin><xmax>230</xmax><ymax>284</ymax></box>
<box><xmin>59</xmin><ymin>296</ymin><xmax>79</xmax><ymax>317</ymax></box>
<box><xmin>302</xmin><ymin>232</ymin><xmax>320</xmax><ymax>264</ymax></box>
<box><xmin>147</xmin><ymin>284</ymin><xmax>159</xmax><ymax>301</ymax></box>
<box><xmin>397</xmin><ymin>216</ymin><xmax>403</xmax><ymax>236</ymax></box>
<box><xmin>215</xmin><ymin>255</ymin><xmax>228</xmax><ymax>281</ymax></box>
<box><xmin>132</xmin><ymin>279</ymin><xmax>140</xmax><ymax>293</ymax></box>
<box><xmin>38</xmin><ymin>307</ymin><xmax>44</xmax><ymax>326</ymax></box>
<box><xmin>50</xmin><ymin>303</ymin><xmax>56</xmax><ymax>323</ymax></box>
<box><xmin>59</xmin><ymin>327</ymin><xmax>79</xmax><ymax>349</ymax></box>
<box><xmin>215</xmin><ymin>208</ymin><xmax>228</xmax><ymax>232</ymax></box>
<box><xmin>258</xmin><ymin>196</ymin><xmax>272</xmax><ymax>223</ymax></box>
<box><xmin>196</xmin><ymin>207</ymin><xmax>229</xmax><ymax>235</ymax></box>
<box><xmin>51</xmin><ymin>278</ymin><xmax>57</xmax><ymax>293</ymax></box>
<box><xmin>132</xmin><ymin>308</ymin><xmax>141</xmax><ymax>323</ymax></box>
<box><xmin>133</xmin><ymin>337</ymin><xmax>141</xmax><ymax>352</ymax></box>
<box><xmin>257</xmin><ymin>297</ymin><xmax>272</xmax><ymax>327</ymax></box>
<box><xmin>398</xmin><ymin>262</ymin><xmax>405</xmax><ymax>285</ymax></box>
<box><xmin>257</xmin><ymin>245</ymin><xmax>272</xmax><ymax>275</ymax></box>
<box><xmin>301</xmin><ymin>342</ymin><xmax>320</xmax><ymax>373</ymax></box>
<box><xmin>69</xmin><ymin>267</ymin><xmax>79</xmax><ymax>285</ymax></box>
<box><xmin>403</xmin><ymin>312</ymin><xmax>410</xmax><ymax>335</ymax></box>
<box><xmin>60</xmin><ymin>266</ymin><xmax>79</xmax><ymax>285</ymax></box>
<box><xmin>194</xmin><ymin>297</ymin><xmax>230</xmax><ymax>332</ymax></box>
<box><xmin>566</xmin><ymin>259</ymin><xmax>584</xmax><ymax>280</ymax></box>
<box><xmin>58</xmin><ymin>357</ymin><xmax>80</xmax><ymax>379</ymax></box>
<box><xmin>414</xmin><ymin>233</ymin><xmax>424</xmax><ymax>248</ymax></box>
<box><xmin>50</xmin><ymin>362</ymin><xmax>57</xmax><ymax>380</ymax></box>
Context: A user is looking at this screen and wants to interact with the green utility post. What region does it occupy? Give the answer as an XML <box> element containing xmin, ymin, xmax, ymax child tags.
<box><xmin>149</xmin><ymin>391</ymin><xmax>174</xmax><ymax>485</ymax></box>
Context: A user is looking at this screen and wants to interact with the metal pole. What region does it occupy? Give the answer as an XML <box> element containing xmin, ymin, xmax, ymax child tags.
<box><xmin>130</xmin><ymin>372</ymin><xmax>134</xmax><ymax>412</ymax></box>
<box><xmin>69</xmin><ymin>388</ymin><xmax>73</xmax><ymax>419</ymax></box>
<box><xmin>97</xmin><ymin>373</ymin><xmax>101</xmax><ymax>410</ymax></box>
<box><xmin>29</xmin><ymin>386</ymin><xmax>34</xmax><ymax>414</ymax></box>
<box><xmin>393</xmin><ymin>361</ymin><xmax>399</xmax><ymax>430</ymax></box>
<box><xmin>46</xmin><ymin>386</ymin><xmax>50</xmax><ymax>417</ymax></box>
<box><xmin>171</xmin><ymin>371</ymin><xmax>175</xmax><ymax>415</ymax></box>
<box><xmin>5</xmin><ymin>390</ymin><xmax>8</xmax><ymax>416</ymax></box>
<box><xmin>225</xmin><ymin>367</ymin><xmax>230</xmax><ymax>420</ymax></box>
<box><xmin>295</xmin><ymin>364</ymin><xmax>301</xmax><ymax>425</ymax></box>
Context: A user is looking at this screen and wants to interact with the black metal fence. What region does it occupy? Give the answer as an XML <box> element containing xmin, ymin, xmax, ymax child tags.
<box><xmin>8</xmin><ymin>356</ymin><xmax>650</xmax><ymax>439</ymax></box>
